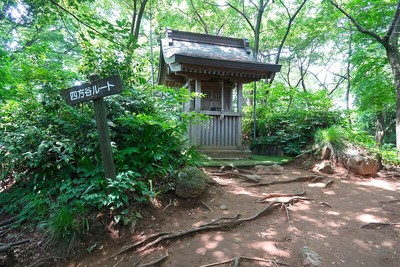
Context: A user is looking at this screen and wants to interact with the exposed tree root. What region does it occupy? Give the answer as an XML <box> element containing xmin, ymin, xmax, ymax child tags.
<box><xmin>256</xmin><ymin>186</ymin><xmax>306</xmax><ymax>202</ymax></box>
<box><xmin>234</xmin><ymin>172</ymin><xmax>262</xmax><ymax>183</ymax></box>
<box><xmin>112</xmin><ymin>197</ymin><xmax>312</xmax><ymax>257</ymax></box>
<box><xmin>0</xmin><ymin>239</ymin><xmax>30</xmax><ymax>253</ymax></box>
<box><xmin>208</xmin><ymin>168</ymin><xmax>264</xmax><ymax>183</ymax></box>
<box><xmin>379</xmin><ymin>199</ymin><xmax>400</xmax><ymax>204</ymax></box>
<box><xmin>360</xmin><ymin>222</ymin><xmax>400</xmax><ymax>229</ymax></box>
<box><xmin>0</xmin><ymin>228</ymin><xmax>11</xmax><ymax>237</ymax></box>
<box><xmin>201</xmin><ymin>201</ymin><xmax>214</xmax><ymax>212</ymax></box>
<box><xmin>248</xmin><ymin>175</ymin><xmax>326</xmax><ymax>187</ymax></box>
<box><xmin>199</xmin><ymin>255</ymin><xmax>290</xmax><ymax>267</ymax></box>
<box><xmin>0</xmin><ymin>216</ymin><xmax>17</xmax><ymax>228</ymax></box>
<box><xmin>161</xmin><ymin>199</ymin><xmax>172</xmax><ymax>212</ymax></box>
<box><xmin>0</xmin><ymin>239</ymin><xmax>30</xmax><ymax>267</ymax></box>
<box><xmin>319</xmin><ymin>202</ymin><xmax>332</xmax><ymax>208</ymax></box>
<box><xmin>324</xmin><ymin>179</ymin><xmax>334</xmax><ymax>188</ymax></box>
<box><xmin>112</xmin><ymin>255</ymin><xmax>125</xmax><ymax>267</ymax></box>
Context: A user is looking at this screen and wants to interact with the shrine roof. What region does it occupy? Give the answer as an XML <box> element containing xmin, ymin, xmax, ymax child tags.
<box><xmin>158</xmin><ymin>28</ymin><xmax>281</xmax><ymax>86</ymax></box>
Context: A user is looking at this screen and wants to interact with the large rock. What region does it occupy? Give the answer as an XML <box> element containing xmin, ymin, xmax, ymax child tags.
<box><xmin>345</xmin><ymin>155</ymin><xmax>379</xmax><ymax>177</ymax></box>
<box><xmin>175</xmin><ymin>166</ymin><xmax>208</xmax><ymax>198</ymax></box>
<box><xmin>254</xmin><ymin>164</ymin><xmax>284</xmax><ymax>175</ymax></box>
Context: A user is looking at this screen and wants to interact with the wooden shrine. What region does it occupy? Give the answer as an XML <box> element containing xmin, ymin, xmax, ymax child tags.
<box><xmin>158</xmin><ymin>28</ymin><xmax>281</xmax><ymax>154</ymax></box>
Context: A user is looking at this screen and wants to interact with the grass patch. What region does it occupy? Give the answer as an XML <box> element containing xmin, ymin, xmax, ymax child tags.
<box><xmin>199</xmin><ymin>155</ymin><xmax>292</xmax><ymax>167</ymax></box>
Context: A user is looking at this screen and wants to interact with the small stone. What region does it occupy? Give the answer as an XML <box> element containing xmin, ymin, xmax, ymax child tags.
<box><xmin>220</xmin><ymin>205</ymin><xmax>228</xmax><ymax>210</ymax></box>
<box><xmin>301</xmin><ymin>246</ymin><xmax>323</xmax><ymax>267</ymax></box>
<box><xmin>315</xmin><ymin>161</ymin><xmax>334</xmax><ymax>174</ymax></box>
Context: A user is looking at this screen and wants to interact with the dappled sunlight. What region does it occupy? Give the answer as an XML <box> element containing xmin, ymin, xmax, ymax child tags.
<box><xmin>211</xmin><ymin>250</ymin><xmax>227</xmax><ymax>260</ymax></box>
<box><xmin>246</xmin><ymin>241</ymin><xmax>291</xmax><ymax>257</ymax></box>
<box><xmin>314</xmin><ymin>233</ymin><xmax>328</xmax><ymax>240</ymax></box>
<box><xmin>357</xmin><ymin>179</ymin><xmax>398</xmax><ymax>191</ymax></box>
<box><xmin>325</xmin><ymin>210</ymin><xmax>341</xmax><ymax>216</ymax></box>
<box><xmin>353</xmin><ymin>239</ymin><xmax>372</xmax><ymax>251</ymax></box>
<box><xmin>287</xmin><ymin>225</ymin><xmax>302</xmax><ymax>236</ymax></box>
<box><xmin>228</xmin><ymin>186</ymin><xmax>260</xmax><ymax>197</ymax></box>
<box><xmin>357</xmin><ymin>213</ymin><xmax>389</xmax><ymax>224</ymax></box>
<box><xmin>382</xmin><ymin>240</ymin><xmax>396</xmax><ymax>249</ymax></box>
<box><xmin>289</xmin><ymin>201</ymin><xmax>312</xmax><ymax>211</ymax></box>
<box><xmin>307</xmin><ymin>182</ymin><xmax>327</xmax><ymax>188</ymax></box>
<box><xmin>258</xmin><ymin>229</ymin><xmax>277</xmax><ymax>239</ymax></box>
<box><xmin>294</xmin><ymin>215</ymin><xmax>321</xmax><ymax>226</ymax></box>
<box><xmin>196</xmin><ymin>233</ymin><xmax>224</xmax><ymax>253</ymax></box>
<box><xmin>322</xmin><ymin>190</ymin><xmax>336</xmax><ymax>196</ymax></box>
<box><xmin>326</xmin><ymin>220</ymin><xmax>346</xmax><ymax>228</ymax></box>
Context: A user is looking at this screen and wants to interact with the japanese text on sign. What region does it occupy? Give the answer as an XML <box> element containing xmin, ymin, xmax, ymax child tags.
<box><xmin>69</xmin><ymin>82</ymin><xmax>115</xmax><ymax>101</ymax></box>
<box><xmin>61</xmin><ymin>75</ymin><xmax>122</xmax><ymax>105</ymax></box>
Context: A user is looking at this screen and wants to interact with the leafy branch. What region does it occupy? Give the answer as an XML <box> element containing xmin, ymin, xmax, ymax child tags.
<box><xmin>48</xmin><ymin>0</ymin><xmax>125</xmax><ymax>48</ymax></box>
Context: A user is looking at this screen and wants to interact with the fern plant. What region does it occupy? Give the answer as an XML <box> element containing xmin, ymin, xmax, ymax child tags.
<box><xmin>314</xmin><ymin>126</ymin><xmax>348</xmax><ymax>161</ymax></box>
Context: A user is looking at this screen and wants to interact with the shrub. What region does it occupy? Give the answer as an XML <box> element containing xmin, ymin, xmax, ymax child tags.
<box><xmin>245</xmin><ymin>109</ymin><xmax>342</xmax><ymax>156</ymax></box>
<box><xmin>0</xmin><ymin>83</ymin><xmax>201</xmax><ymax>254</ymax></box>
<box><xmin>40</xmin><ymin>206</ymin><xmax>87</xmax><ymax>256</ymax></box>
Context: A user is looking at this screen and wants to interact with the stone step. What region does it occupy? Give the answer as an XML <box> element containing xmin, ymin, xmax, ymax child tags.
<box><xmin>199</xmin><ymin>149</ymin><xmax>252</xmax><ymax>160</ymax></box>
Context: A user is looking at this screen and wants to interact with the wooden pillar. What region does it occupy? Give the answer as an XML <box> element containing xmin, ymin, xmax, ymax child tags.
<box><xmin>194</xmin><ymin>79</ymin><xmax>202</xmax><ymax>145</ymax></box>
<box><xmin>195</xmin><ymin>79</ymin><xmax>201</xmax><ymax>111</ymax></box>
<box><xmin>237</xmin><ymin>83</ymin><xmax>243</xmax><ymax>113</ymax></box>
<box><xmin>237</xmin><ymin>83</ymin><xmax>243</xmax><ymax>147</ymax></box>
<box><xmin>90</xmin><ymin>75</ymin><xmax>116</xmax><ymax>180</ymax></box>
<box><xmin>220</xmin><ymin>80</ymin><xmax>224</xmax><ymax>111</ymax></box>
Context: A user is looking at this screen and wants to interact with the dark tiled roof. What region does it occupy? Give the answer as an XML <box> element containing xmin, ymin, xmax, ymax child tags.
<box><xmin>162</xmin><ymin>38</ymin><xmax>255</xmax><ymax>63</ymax></box>
<box><xmin>159</xmin><ymin>29</ymin><xmax>281</xmax><ymax>85</ymax></box>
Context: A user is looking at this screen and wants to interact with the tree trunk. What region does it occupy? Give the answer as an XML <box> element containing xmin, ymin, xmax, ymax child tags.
<box><xmin>346</xmin><ymin>25</ymin><xmax>352</xmax><ymax>125</ymax></box>
<box><xmin>375</xmin><ymin>111</ymin><xmax>384</xmax><ymax>147</ymax></box>
<box><xmin>387</xmin><ymin>48</ymin><xmax>400</xmax><ymax>150</ymax></box>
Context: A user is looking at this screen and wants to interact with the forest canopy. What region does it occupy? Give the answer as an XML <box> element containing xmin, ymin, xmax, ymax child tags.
<box><xmin>1</xmin><ymin>0</ymin><xmax>399</xmax><ymax>258</ymax></box>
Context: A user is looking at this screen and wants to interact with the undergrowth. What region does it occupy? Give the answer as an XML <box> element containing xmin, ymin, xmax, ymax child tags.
<box><xmin>0</xmin><ymin>85</ymin><xmax>203</xmax><ymax>255</ymax></box>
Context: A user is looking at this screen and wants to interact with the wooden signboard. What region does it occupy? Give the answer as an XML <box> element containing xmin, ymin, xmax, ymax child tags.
<box><xmin>61</xmin><ymin>75</ymin><xmax>122</xmax><ymax>105</ymax></box>
<box><xmin>61</xmin><ymin>75</ymin><xmax>122</xmax><ymax>180</ymax></box>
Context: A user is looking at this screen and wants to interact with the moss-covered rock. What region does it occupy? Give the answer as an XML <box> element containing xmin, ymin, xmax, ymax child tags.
<box><xmin>175</xmin><ymin>166</ymin><xmax>208</xmax><ymax>198</ymax></box>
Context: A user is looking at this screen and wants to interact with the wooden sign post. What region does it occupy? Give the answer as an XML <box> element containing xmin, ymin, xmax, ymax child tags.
<box><xmin>61</xmin><ymin>74</ymin><xmax>123</xmax><ymax>180</ymax></box>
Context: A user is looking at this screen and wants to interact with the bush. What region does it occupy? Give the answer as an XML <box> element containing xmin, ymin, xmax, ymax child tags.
<box><xmin>0</xmin><ymin>83</ymin><xmax>201</xmax><ymax>254</ymax></box>
<box><xmin>40</xmin><ymin>206</ymin><xmax>87</xmax><ymax>256</ymax></box>
<box><xmin>245</xmin><ymin>109</ymin><xmax>342</xmax><ymax>156</ymax></box>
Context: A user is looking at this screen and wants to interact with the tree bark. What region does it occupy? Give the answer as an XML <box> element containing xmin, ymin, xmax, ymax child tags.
<box><xmin>376</xmin><ymin>111</ymin><xmax>384</xmax><ymax>147</ymax></box>
<box><xmin>387</xmin><ymin>48</ymin><xmax>400</xmax><ymax>150</ymax></box>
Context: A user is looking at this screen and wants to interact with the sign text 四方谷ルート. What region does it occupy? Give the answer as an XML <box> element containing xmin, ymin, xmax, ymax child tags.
<box><xmin>61</xmin><ymin>75</ymin><xmax>122</xmax><ymax>105</ymax></box>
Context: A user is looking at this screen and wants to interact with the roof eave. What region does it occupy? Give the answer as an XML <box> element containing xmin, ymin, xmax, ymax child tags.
<box><xmin>168</xmin><ymin>54</ymin><xmax>281</xmax><ymax>73</ymax></box>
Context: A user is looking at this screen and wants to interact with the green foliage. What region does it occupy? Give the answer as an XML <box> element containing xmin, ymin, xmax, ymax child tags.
<box><xmin>351</xmin><ymin>42</ymin><xmax>394</xmax><ymax>113</ymax></box>
<box><xmin>246</xmin><ymin>109</ymin><xmax>342</xmax><ymax>156</ymax></box>
<box><xmin>379</xmin><ymin>144</ymin><xmax>400</xmax><ymax>165</ymax></box>
<box><xmin>313</xmin><ymin>126</ymin><xmax>348</xmax><ymax>160</ymax></box>
<box><xmin>40</xmin><ymin>206</ymin><xmax>87</xmax><ymax>256</ymax></box>
<box><xmin>2</xmin><ymin>0</ymin><xmax>400</xmax><ymax>258</ymax></box>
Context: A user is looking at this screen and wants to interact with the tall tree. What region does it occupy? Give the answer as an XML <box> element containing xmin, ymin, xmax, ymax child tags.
<box><xmin>330</xmin><ymin>0</ymin><xmax>400</xmax><ymax>149</ymax></box>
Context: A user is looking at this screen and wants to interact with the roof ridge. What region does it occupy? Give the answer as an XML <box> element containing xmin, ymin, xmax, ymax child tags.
<box><xmin>166</xmin><ymin>28</ymin><xmax>251</xmax><ymax>54</ymax></box>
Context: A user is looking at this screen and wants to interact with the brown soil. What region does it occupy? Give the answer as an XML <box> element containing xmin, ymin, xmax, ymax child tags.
<box><xmin>2</xmin><ymin>163</ymin><xmax>400</xmax><ymax>267</ymax></box>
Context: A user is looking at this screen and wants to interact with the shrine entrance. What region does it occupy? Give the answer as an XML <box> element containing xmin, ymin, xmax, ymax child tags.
<box><xmin>158</xmin><ymin>28</ymin><xmax>281</xmax><ymax>154</ymax></box>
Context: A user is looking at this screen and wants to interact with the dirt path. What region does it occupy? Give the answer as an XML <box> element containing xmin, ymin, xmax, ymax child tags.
<box><xmin>63</xmin><ymin>164</ymin><xmax>400</xmax><ymax>267</ymax></box>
